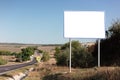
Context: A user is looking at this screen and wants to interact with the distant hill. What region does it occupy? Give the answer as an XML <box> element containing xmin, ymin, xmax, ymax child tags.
<box><xmin>0</xmin><ymin>43</ymin><xmax>62</xmax><ymax>46</ymax></box>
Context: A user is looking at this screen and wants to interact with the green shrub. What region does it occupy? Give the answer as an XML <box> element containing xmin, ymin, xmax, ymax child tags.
<box><xmin>55</xmin><ymin>48</ymin><xmax>69</xmax><ymax>66</ymax></box>
<box><xmin>0</xmin><ymin>51</ymin><xmax>12</xmax><ymax>56</ymax></box>
<box><xmin>15</xmin><ymin>47</ymin><xmax>36</xmax><ymax>62</ymax></box>
<box><xmin>42</xmin><ymin>52</ymin><xmax>50</xmax><ymax>62</ymax></box>
<box><xmin>0</xmin><ymin>57</ymin><xmax>7</xmax><ymax>65</ymax></box>
<box><xmin>55</xmin><ymin>41</ymin><xmax>94</xmax><ymax>68</ymax></box>
<box><xmin>72</xmin><ymin>48</ymin><xmax>94</xmax><ymax>68</ymax></box>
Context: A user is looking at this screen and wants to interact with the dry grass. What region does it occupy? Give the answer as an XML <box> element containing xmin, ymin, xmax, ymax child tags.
<box><xmin>21</xmin><ymin>54</ymin><xmax>120</xmax><ymax>80</ymax></box>
<box><xmin>0</xmin><ymin>46</ymin><xmax>21</xmax><ymax>53</ymax></box>
<box><xmin>0</xmin><ymin>44</ymin><xmax>56</xmax><ymax>53</ymax></box>
<box><xmin>24</xmin><ymin>61</ymin><xmax>69</xmax><ymax>80</ymax></box>
<box><xmin>43</xmin><ymin>67</ymin><xmax>120</xmax><ymax>80</ymax></box>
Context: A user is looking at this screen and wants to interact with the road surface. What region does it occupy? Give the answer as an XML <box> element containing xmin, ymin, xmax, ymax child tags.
<box><xmin>0</xmin><ymin>59</ymin><xmax>37</xmax><ymax>75</ymax></box>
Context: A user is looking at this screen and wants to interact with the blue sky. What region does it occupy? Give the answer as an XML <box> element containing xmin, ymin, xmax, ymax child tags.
<box><xmin>0</xmin><ymin>0</ymin><xmax>120</xmax><ymax>44</ymax></box>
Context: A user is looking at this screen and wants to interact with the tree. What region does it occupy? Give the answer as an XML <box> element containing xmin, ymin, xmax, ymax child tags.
<box><xmin>92</xmin><ymin>20</ymin><xmax>120</xmax><ymax>66</ymax></box>
<box><xmin>16</xmin><ymin>47</ymin><xmax>36</xmax><ymax>62</ymax></box>
<box><xmin>21</xmin><ymin>47</ymin><xmax>35</xmax><ymax>61</ymax></box>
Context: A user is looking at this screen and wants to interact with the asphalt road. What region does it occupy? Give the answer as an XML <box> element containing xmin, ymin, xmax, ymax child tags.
<box><xmin>0</xmin><ymin>59</ymin><xmax>37</xmax><ymax>75</ymax></box>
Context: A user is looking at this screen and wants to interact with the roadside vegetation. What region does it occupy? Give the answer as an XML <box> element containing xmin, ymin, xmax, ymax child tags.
<box><xmin>41</xmin><ymin>52</ymin><xmax>50</xmax><ymax>62</ymax></box>
<box><xmin>15</xmin><ymin>46</ymin><xmax>50</xmax><ymax>62</ymax></box>
<box><xmin>0</xmin><ymin>46</ymin><xmax>50</xmax><ymax>65</ymax></box>
<box><xmin>0</xmin><ymin>51</ymin><xmax>14</xmax><ymax>65</ymax></box>
<box><xmin>42</xmin><ymin>19</ymin><xmax>120</xmax><ymax>80</ymax></box>
<box><xmin>54</xmin><ymin>41</ymin><xmax>94</xmax><ymax>68</ymax></box>
<box><xmin>0</xmin><ymin>51</ymin><xmax>15</xmax><ymax>56</ymax></box>
<box><xmin>15</xmin><ymin>47</ymin><xmax>37</xmax><ymax>62</ymax></box>
<box><xmin>43</xmin><ymin>67</ymin><xmax>120</xmax><ymax>80</ymax></box>
<box><xmin>0</xmin><ymin>56</ymin><xmax>7</xmax><ymax>65</ymax></box>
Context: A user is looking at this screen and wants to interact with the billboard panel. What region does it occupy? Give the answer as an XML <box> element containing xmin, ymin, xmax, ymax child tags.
<box><xmin>64</xmin><ymin>11</ymin><xmax>105</xmax><ymax>38</ymax></box>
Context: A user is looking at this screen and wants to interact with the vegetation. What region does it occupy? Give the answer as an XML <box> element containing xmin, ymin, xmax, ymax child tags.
<box><xmin>55</xmin><ymin>41</ymin><xmax>94</xmax><ymax>68</ymax></box>
<box><xmin>0</xmin><ymin>57</ymin><xmax>7</xmax><ymax>65</ymax></box>
<box><xmin>92</xmin><ymin>20</ymin><xmax>120</xmax><ymax>66</ymax></box>
<box><xmin>72</xmin><ymin>48</ymin><xmax>94</xmax><ymax>68</ymax></box>
<box><xmin>0</xmin><ymin>46</ymin><xmax>49</xmax><ymax>63</ymax></box>
<box><xmin>43</xmin><ymin>67</ymin><xmax>120</xmax><ymax>80</ymax></box>
<box><xmin>41</xmin><ymin>52</ymin><xmax>50</xmax><ymax>62</ymax></box>
<box><xmin>0</xmin><ymin>51</ymin><xmax>15</xmax><ymax>56</ymax></box>
<box><xmin>16</xmin><ymin>47</ymin><xmax>36</xmax><ymax>62</ymax></box>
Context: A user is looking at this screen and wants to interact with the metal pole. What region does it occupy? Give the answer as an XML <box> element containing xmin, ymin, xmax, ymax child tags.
<box><xmin>98</xmin><ymin>39</ymin><xmax>100</xmax><ymax>67</ymax></box>
<box><xmin>69</xmin><ymin>38</ymin><xmax>71</xmax><ymax>72</ymax></box>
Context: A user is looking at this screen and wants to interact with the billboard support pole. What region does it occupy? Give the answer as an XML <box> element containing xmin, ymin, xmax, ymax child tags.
<box><xmin>98</xmin><ymin>39</ymin><xmax>101</xmax><ymax>67</ymax></box>
<box><xmin>69</xmin><ymin>38</ymin><xmax>72</xmax><ymax>72</ymax></box>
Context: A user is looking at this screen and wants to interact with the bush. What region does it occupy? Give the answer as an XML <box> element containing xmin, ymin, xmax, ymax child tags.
<box><xmin>15</xmin><ymin>47</ymin><xmax>36</xmax><ymax>62</ymax></box>
<box><xmin>41</xmin><ymin>52</ymin><xmax>50</xmax><ymax>62</ymax></box>
<box><xmin>72</xmin><ymin>48</ymin><xmax>94</xmax><ymax>68</ymax></box>
<box><xmin>55</xmin><ymin>48</ymin><xmax>69</xmax><ymax>66</ymax></box>
<box><xmin>15</xmin><ymin>52</ymin><xmax>23</xmax><ymax>62</ymax></box>
<box><xmin>0</xmin><ymin>51</ymin><xmax>12</xmax><ymax>56</ymax></box>
<box><xmin>0</xmin><ymin>57</ymin><xmax>7</xmax><ymax>65</ymax></box>
<box><xmin>55</xmin><ymin>41</ymin><xmax>94</xmax><ymax>68</ymax></box>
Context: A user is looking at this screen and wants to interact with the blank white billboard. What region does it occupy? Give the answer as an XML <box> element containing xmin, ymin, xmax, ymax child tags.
<box><xmin>64</xmin><ymin>11</ymin><xmax>105</xmax><ymax>38</ymax></box>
